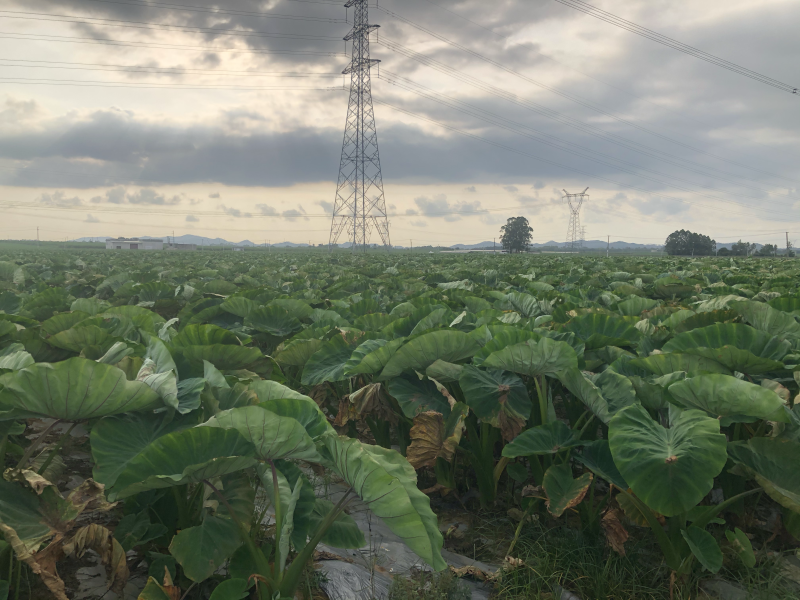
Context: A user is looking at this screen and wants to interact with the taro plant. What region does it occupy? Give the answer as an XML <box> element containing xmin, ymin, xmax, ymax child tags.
<box><xmin>93</xmin><ymin>391</ymin><xmax>446</xmax><ymax>599</ymax></box>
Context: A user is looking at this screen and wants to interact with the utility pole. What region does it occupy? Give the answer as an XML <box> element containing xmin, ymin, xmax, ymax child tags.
<box><xmin>788</xmin><ymin>232</ymin><xmax>791</xmax><ymax>256</ymax></box>
<box><xmin>328</xmin><ymin>0</ymin><xmax>391</xmax><ymax>253</ymax></box>
<box><xmin>607</xmin><ymin>235</ymin><xmax>610</xmax><ymax>258</ymax></box>
<box><xmin>493</xmin><ymin>238</ymin><xmax>496</xmax><ymax>253</ymax></box>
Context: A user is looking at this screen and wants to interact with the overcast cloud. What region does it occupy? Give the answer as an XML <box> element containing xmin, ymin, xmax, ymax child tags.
<box><xmin>0</xmin><ymin>0</ymin><xmax>798</xmax><ymax>245</ymax></box>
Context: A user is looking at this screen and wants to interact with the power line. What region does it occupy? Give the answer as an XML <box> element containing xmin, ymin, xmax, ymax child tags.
<box><xmin>378</xmin><ymin>71</ymin><xmax>797</xmax><ymax>210</ymax></box>
<box><xmin>0</xmin><ymin>31</ymin><xmax>345</xmax><ymax>56</ymax></box>
<box><xmin>0</xmin><ymin>12</ymin><xmax>343</xmax><ymax>42</ymax></box>
<box><xmin>371</xmin><ymin>98</ymin><xmax>800</xmax><ymax>224</ymax></box>
<box><xmin>551</xmin><ymin>0</ymin><xmax>798</xmax><ymax>95</ymax></box>
<box><xmin>74</xmin><ymin>0</ymin><xmax>345</xmax><ymax>22</ymax></box>
<box><xmin>375</xmin><ymin>12</ymin><xmax>800</xmax><ymax>186</ymax></box>
<box><xmin>415</xmin><ymin>0</ymin><xmax>800</xmax><ymax>163</ymax></box>
<box><xmin>377</xmin><ymin>36</ymin><xmax>800</xmax><ymax>188</ymax></box>
<box><xmin>0</xmin><ymin>59</ymin><xmax>342</xmax><ymax>78</ymax></box>
<box><xmin>0</xmin><ymin>77</ymin><xmax>346</xmax><ymax>91</ymax></box>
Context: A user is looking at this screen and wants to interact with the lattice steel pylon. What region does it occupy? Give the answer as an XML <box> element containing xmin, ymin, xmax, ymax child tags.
<box><xmin>328</xmin><ymin>0</ymin><xmax>391</xmax><ymax>252</ymax></box>
<box><xmin>562</xmin><ymin>187</ymin><xmax>589</xmax><ymax>252</ymax></box>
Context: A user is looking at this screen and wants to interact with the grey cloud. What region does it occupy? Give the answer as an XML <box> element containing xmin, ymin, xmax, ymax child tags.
<box><xmin>90</xmin><ymin>187</ymin><xmax>182</xmax><ymax>205</ymax></box>
<box><xmin>503</xmin><ymin>185</ymin><xmax>519</xmax><ymax>193</ymax></box>
<box><xmin>219</xmin><ymin>204</ymin><xmax>252</xmax><ymax>218</ymax></box>
<box><xmin>414</xmin><ymin>194</ymin><xmax>485</xmax><ymax>222</ymax></box>
<box><xmin>405</xmin><ymin>208</ymin><xmax>418</xmax><ymax>216</ymax></box>
<box><xmin>85</xmin><ymin>214</ymin><xmax>100</xmax><ymax>223</ymax></box>
<box><xmin>282</xmin><ymin>209</ymin><xmax>308</xmax><ymax>221</ymax></box>
<box><xmin>317</xmin><ymin>200</ymin><xmax>334</xmax><ymax>214</ymax></box>
<box><xmin>186</xmin><ymin>215</ymin><xmax>199</xmax><ymax>222</ymax></box>
<box><xmin>36</xmin><ymin>190</ymin><xmax>82</xmax><ymax>207</ymax></box>
<box><xmin>256</xmin><ymin>204</ymin><xmax>279</xmax><ymax>216</ymax></box>
<box><xmin>409</xmin><ymin>220</ymin><xmax>427</xmax><ymax>227</ymax></box>
<box><xmin>209</xmin><ymin>192</ymin><xmax>220</xmax><ymax>199</ymax></box>
<box><xmin>533</xmin><ymin>181</ymin><xmax>545</xmax><ymax>190</ymax></box>
<box><xmin>465</xmin><ymin>186</ymin><xmax>477</xmax><ymax>193</ymax></box>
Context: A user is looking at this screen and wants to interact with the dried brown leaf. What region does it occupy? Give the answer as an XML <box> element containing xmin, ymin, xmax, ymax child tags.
<box><xmin>406</xmin><ymin>411</ymin><xmax>445</xmax><ymax>469</ymax></box>
<box><xmin>601</xmin><ymin>508</ymin><xmax>629</xmax><ymax>556</ymax></box>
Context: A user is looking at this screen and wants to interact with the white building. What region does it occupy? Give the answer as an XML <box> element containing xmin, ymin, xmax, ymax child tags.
<box><xmin>105</xmin><ymin>238</ymin><xmax>164</xmax><ymax>250</ymax></box>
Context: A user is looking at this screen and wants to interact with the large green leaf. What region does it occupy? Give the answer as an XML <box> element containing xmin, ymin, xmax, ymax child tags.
<box><xmin>482</xmin><ymin>337</ymin><xmax>578</xmax><ymax>378</ymax></box>
<box><xmin>41</xmin><ymin>311</ymin><xmax>91</xmax><ymax>336</ymax></box>
<box><xmin>343</xmin><ymin>338</ymin><xmax>390</xmax><ymax>377</ymax></box>
<box><xmin>203</xmin><ymin>406</ymin><xmax>320</xmax><ymax>461</ymax></box>
<box><xmin>0</xmin><ymin>479</ymin><xmax>52</xmax><ymax>553</ymax></box>
<box><xmin>609</xmin><ymin>404</ymin><xmax>727</xmax><ymax>516</ymax></box>
<box><xmin>380</xmin><ymin>330</ymin><xmax>480</xmax><ymax>379</ymax></box>
<box><xmin>170</xmin><ymin>515</ymin><xmax>241</xmax><ymax>583</ymax></box>
<box><xmin>542</xmin><ymin>464</ymin><xmax>593</xmax><ymax>517</ymax></box>
<box><xmin>459</xmin><ymin>366</ymin><xmax>530</xmax><ymax>439</ymax></box>
<box><xmin>274</xmin><ymin>339</ymin><xmax>323</xmax><ymax>368</ymax></box>
<box><xmin>629</xmin><ymin>353</ymin><xmax>731</xmax><ymax>376</ymax></box>
<box><xmin>259</xmin><ymin>398</ymin><xmax>331</xmax><ymax>440</ymax></box>
<box><xmin>471</xmin><ymin>329</ymin><xmax>540</xmax><ymax>367</ymax></box>
<box><xmin>47</xmin><ymin>325</ymin><xmax>118</xmax><ymax>358</ymax></box>
<box><xmin>103</xmin><ymin>305</ymin><xmax>166</xmax><ymax>333</ymax></box>
<box><xmin>308</xmin><ymin>498</ymin><xmax>366</xmax><ymax>549</ymax></box>
<box><xmin>321</xmin><ymin>436</ymin><xmax>446</xmax><ymax>571</ymax></box>
<box><xmin>662</xmin><ymin>323</ymin><xmax>790</xmax><ymax>374</ymax></box>
<box><xmin>575</xmin><ymin>440</ymin><xmax>628</xmax><ymax>489</ymax></box>
<box><xmin>728</xmin><ymin>437</ymin><xmax>800</xmax><ymax>513</ymax></box>
<box><xmin>0</xmin><ymin>358</ymin><xmax>160</xmax><ymax>420</ymax></box>
<box><xmin>91</xmin><ymin>412</ymin><xmax>200</xmax><ymax>490</ymax></box>
<box><xmin>268</xmin><ymin>299</ymin><xmax>313</xmax><ymax>321</ymax></box>
<box><xmin>245</xmin><ymin>305</ymin><xmax>302</xmax><ymax>337</ymax></box>
<box><xmin>250</xmin><ymin>380</ymin><xmax>313</xmax><ymax>403</ymax></box>
<box><xmin>301</xmin><ymin>336</ymin><xmax>356</xmax><ymax>385</ymax></box>
<box><xmin>171</xmin><ymin>324</ymin><xmax>243</xmax><ymax>347</ymax></box>
<box><xmin>682</xmin><ymin>526</ymin><xmax>723</xmax><ymax>573</ymax></box>
<box><xmin>111</xmin><ymin>427</ymin><xmax>258</xmax><ymax>499</ymax></box>
<box><xmin>669</xmin><ymin>375</ymin><xmax>789</xmax><ymax>422</ymax></box>
<box><xmin>733</xmin><ymin>300</ymin><xmax>800</xmax><ymax>339</ymax></box>
<box><xmin>563</xmin><ymin>313</ymin><xmax>641</xmax><ymax>350</ymax></box>
<box><xmin>502</xmin><ymin>421</ymin><xmax>581</xmax><ymax>458</ymax></box>
<box><xmin>387</xmin><ymin>376</ymin><xmax>451</xmax><ymax>418</ymax></box>
<box><xmin>180</xmin><ymin>345</ymin><xmax>264</xmax><ymax>371</ymax></box>
<box><xmin>556</xmin><ymin>367</ymin><xmax>612</xmax><ymax>424</ymax></box>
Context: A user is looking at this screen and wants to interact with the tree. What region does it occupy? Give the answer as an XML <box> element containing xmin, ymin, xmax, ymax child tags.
<box><xmin>730</xmin><ymin>240</ymin><xmax>756</xmax><ymax>256</ymax></box>
<box><xmin>500</xmin><ymin>217</ymin><xmax>533</xmax><ymax>253</ymax></box>
<box><xmin>664</xmin><ymin>230</ymin><xmax>716</xmax><ymax>256</ymax></box>
<box><xmin>756</xmin><ymin>244</ymin><xmax>778</xmax><ymax>257</ymax></box>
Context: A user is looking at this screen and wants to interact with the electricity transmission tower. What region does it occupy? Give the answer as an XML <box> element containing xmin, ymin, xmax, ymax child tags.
<box><xmin>329</xmin><ymin>0</ymin><xmax>391</xmax><ymax>252</ymax></box>
<box><xmin>562</xmin><ymin>188</ymin><xmax>589</xmax><ymax>252</ymax></box>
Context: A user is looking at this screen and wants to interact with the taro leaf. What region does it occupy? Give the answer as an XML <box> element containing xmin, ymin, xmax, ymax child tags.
<box><xmin>617</xmin><ymin>297</ymin><xmax>660</xmax><ymax>316</ymax></box>
<box><xmin>471</xmin><ymin>328</ymin><xmax>540</xmax><ymax>367</ymax></box>
<box><xmin>91</xmin><ymin>412</ymin><xmax>202</xmax><ymax>491</ymax></box>
<box><xmin>180</xmin><ymin>345</ymin><xmax>264</xmax><ymax>371</ymax></box>
<box><xmin>110</xmin><ymin>427</ymin><xmax>258</xmax><ymax>499</ymax></box>
<box><xmin>250</xmin><ymin>380</ymin><xmax>313</xmax><ymax>402</ymax></box>
<box><xmin>268</xmin><ymin>299</ymin><xmax>313</xmax><ymax>321</ymax></box>
<box><xmin>380</xmin><ymin>330</ymin><xmax>480</xmax><ymax>379</ymax></box>
<box><xmin>176</xmin><ymin>378</ymin><xmax>205</xmax><ymax>414</ymax></box>
<box><xmin>301</xmin><ymin>336</ymin><xmax>356</xmax><ymax>385</ymax></box>
<box><xmin>505</xmin><ymin>292</ymin><xmax>542</xmax><ymax>318</ymax></box>
<box><xmin>506</xmin><ymin>462</ymin><xmax>528</xmax><ymax>483</ymax></box>
<box><xmin>336</xmin><ymin>383</ymin><xmax>397</xmax><ymax>427</ymax></box>
<box><xmin>725</xmin><ymin>528</ymin><xmax>756</xmax><ymax>568</ymax></box>
<box><xmin>0</xmin><ymin>358</ymin><xmax>159</xmax><ymax>421</ymax></box>
<box><xmin>41</xmin><ymin>312</ymin><xmax>91</xmax><ymax>336</ymax></box>
<box><xmin>96</xmin><ymin>342</ymin><xmax>133</xmax><ymax>365</ymax></box>
<box><xmin>209</xmin><ymin>579</ymin><xmax>249</xmax><ymax>600</ymax></box>
<box><xmin>169</xmin><ymin>515</ymin><xmax>241</xmax><ymax>583</ymax></box>
<box><xmin>308</xmin><ymin>498</ymin><xmax>366</xmax><ymax>549</ymax></box>
<box><xmin>681</xmin><ymin>526</ymin><xmax>723</xmax><ymax>573</ymax></box>
<box><xmin>673</xmin><ymin>310</ymin><xmax>737</xmax><ymax>333</ymax></box>
<box><xmin>221</xmin><ymin>297</ymin><xmax>258</xmax><ymax>319</ymax></box>
<box><xmin>669</xmin><ymin>375</ymin><xmax>790</xmax><ymax>422</ymax></box>
<box><xmin>245</xmin><ymin>305</ymin><xmax>302</xmax><ymax>337</ymax></box>
<box><xmin>591</xmin><ymin>369</ymin><xmax>638</xmax><ymax>414</ymax></box>
<box><xmin>542</xmin><ymin>463</ymin><xmax>593</xmax><ymax>517</ymax></box>
<box><xmin>48</xmin><ymin>325</ymin><xmax>117</xmax><ymax>358</ymax></box>
<box><xmin>321</xmin><ymin>436</ymin><xmax>447</xmax><ymax>571</ymax></box>
<box><xmin>563</xmin><ymin>313</ymin><xmax>641</xmax><ymax>350</ymax></box>
<box><xmin>113</xmin><ymin>511</ymin><xmax>167</xmax><ymax>553</ymax></box>
<box><xmin>425</xmin><ymin>360</ymin><xmax>463</xmax><ymax>383</ymax></box>
<box><xmin>629</xmin><ymin>354</ymin><xmax>730</xmax><ymax>376</ymax></box>
<box><xmin>387</xmin><ymin>376</ymin><xmax>451</xmax><ymax>418</ymax></box>
<box><xmin>733</xmin><ymin>300</ymin><xmax>800</xmax><ymax>340</ymax></box>
<box><xmin>556</xmin><ymin>367</ymin><xmax>614</xmax><ymax>423</ymax></box>
<box><xmin>482</xmin><ymin>337</ymin><xmax>578</xmax><ymax>378</ymax></box>
<box><xmin>609</xmin><ymin>404</ymin><xmax>727</xmax><ymax>517</ymax></box>
<box><xmin>409</xmin><ymin>307</ymin><xmax>456</xmax><ymax>336</ymax></box>
<box><xmin>406</xmin><ymin>408</ymin><xmax>466</xmax><ymax>469</ymax></box>
<box><xmin>0</xmin><ymin>349</ymin><xmax>34</xmax><ymax>371</ymax></box>
<box><xmin>502</xmin><ymin>421</ymin><xmax>581</xmax><ymax>458</ymax></box>
<box><xmin>274</xmin><ymin>339</ymin><xmax>323</xmax><ymax>368</ymax></box>
<box><xmin>576</xmin><ymin>440</ymin><xmax>628</xmax><ymax>490</ymax></box>
<box><xmin>727</xmin><ymin>437</ymin><xmax>800</xmax><ymax>513</ymax></box>
<box><xmin>0</xmin><ymin>478</ymin><xmax>53</xmax><ymax>553</ymax></box>
<box><xmin>203</xmin><ymin>406</ymin><xmax>320</xmax><ymax>462</ymax></box>
<box><xmin>343</xmin><ymin>338</ymin><xmax>389</xmax><ymax>377</ymax></box>
<box><xmin>459</xmin><ymin>366</ymin><xmax>530</xmax><ymax>440</ymax></box>
<box><xmin>102</xmin><ymin>306</ymin><xmax>166</xmax><ymax>333</ymax></box>
<box><xmin>171</xmin><ymin>324</ymin><xmax>242</xmax><ymax>348</ymax></box>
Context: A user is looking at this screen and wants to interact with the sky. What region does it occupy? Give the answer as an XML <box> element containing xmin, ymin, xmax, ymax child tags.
<box><xmin>0</xmin><ymin>0</ymin><xmax>798</xmax><ymax>247</ymax></box>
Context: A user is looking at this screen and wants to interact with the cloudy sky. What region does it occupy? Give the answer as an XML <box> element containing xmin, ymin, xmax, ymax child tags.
<box><xmin>1</xmin><ymin>0</ymin><xmax>798</xmax><ymax>246</ymax></box>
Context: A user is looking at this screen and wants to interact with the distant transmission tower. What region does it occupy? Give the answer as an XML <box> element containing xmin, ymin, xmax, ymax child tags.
<box><xmin>579</xmin><ymin>225</ymin><xmax>587</xmax><ymax>249</ymax></box>
<box><xmin>562</xmin><ymin>187</ymin><xmax>589</xmax><ymax>252</ymax></box>
<box><xmin>328</xmin><ymin>0</ymin><xmax>391</xmax><ymax>252</ymax></box>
